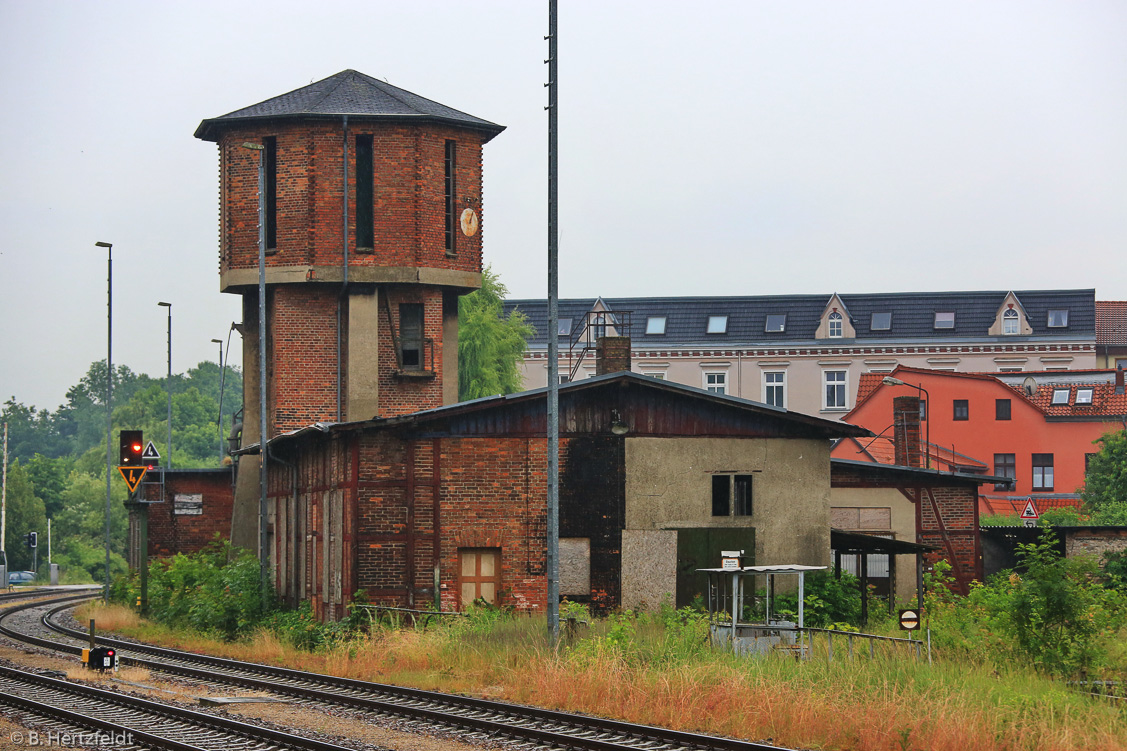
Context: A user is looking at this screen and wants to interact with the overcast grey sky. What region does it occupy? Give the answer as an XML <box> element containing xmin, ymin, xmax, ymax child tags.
<box><xmin>1</xmin><ymin>0</ymin><xmax>1124</xmax><ymax>411</ymax></box>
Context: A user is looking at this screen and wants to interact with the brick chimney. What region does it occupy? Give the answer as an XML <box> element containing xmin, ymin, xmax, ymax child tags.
<box><xmin>892</xmin><ymin>395</ymin><xmax>923</xmax><ymax>468</ymax></box>
<box><xmin>1117</xmin><ymin>365</ymin><xmax>1124</xmax><ymax>396</ymax></box>
<box><xmin>595</xmin><ymin>336</ymin><xmax>632</xmax><ymax>375</ymax></box>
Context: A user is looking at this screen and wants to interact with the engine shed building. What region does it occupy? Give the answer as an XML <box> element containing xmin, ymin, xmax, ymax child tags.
<box><xmin>249</xmin><ymin>372</ymin><xmax>867</xmax><ymax>620</ymax></box>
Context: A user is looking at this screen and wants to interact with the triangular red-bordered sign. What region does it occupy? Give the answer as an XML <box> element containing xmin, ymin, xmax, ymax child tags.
<box><xmin>118</xmin><ymin>466</ymin><xmax>147</xmax><ymax>494</ymax></box>
<box><xmin>1020</xmin><ymin>499</ymin><xmax>1039</xmax><ymax>519</ymax></box>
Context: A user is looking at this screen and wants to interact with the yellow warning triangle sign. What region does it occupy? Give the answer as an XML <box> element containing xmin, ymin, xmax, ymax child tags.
<box><xmin>118</xmin><ymin>466</ymin><xmax>148</xmax><ymax>494</ymax></box>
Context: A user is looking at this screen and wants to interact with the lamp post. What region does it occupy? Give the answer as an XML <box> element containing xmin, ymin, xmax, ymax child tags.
<box><xmin>158</xmin><ymin>302</ymin><xmax>172</xmax><ymax>470</ymax></box>
<box><xmin>94</xmin><ymin>241</ymin><xmax>113</xmax><ymax>601</ymax></box>
<box><xmin>212</xmin><ymin>338</ymin><xmax>224</xmax><ymax>464</ymax></box>
<box><xmin>882</xmin><ymin>376</ymin><xmax>930</xmax><ymax>469</ymax></box>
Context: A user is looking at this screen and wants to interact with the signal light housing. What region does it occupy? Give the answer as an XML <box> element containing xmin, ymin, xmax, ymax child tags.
<box><xmin>119</xmin><ymin>430</ymin><xmax>144</xmax><ymax>467</ymax></box>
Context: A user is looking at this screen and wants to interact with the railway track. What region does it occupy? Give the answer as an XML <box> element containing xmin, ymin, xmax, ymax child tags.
<box><xmin>1</xmin><ymin>594</ymin><xmax>797</xmax><ymax>751</ymax></box>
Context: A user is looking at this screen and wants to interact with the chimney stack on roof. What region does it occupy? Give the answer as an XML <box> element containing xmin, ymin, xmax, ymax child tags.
<box><xmin>1117</xmin><ymin>365</ymin><xmax>1125</xmax><ymax>396</ymax></box>
<box><xmin>892</xmin><ymin>395</ymin><xmax>924</xmax><ymax>468</ymax></box>
<box><xmin>595</xmin><ymin>336</ymin><xmax>632</xmax><ymax>375</ymax></box>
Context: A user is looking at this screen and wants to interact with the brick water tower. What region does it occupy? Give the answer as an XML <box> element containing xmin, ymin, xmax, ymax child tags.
<box><xmin>195</xmin><ymin>70</ymin><xmax>504</xmax><ymax>551</ymax></box>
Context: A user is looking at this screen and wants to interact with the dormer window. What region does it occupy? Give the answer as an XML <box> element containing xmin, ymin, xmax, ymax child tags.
<box><xmin>1076</xmin><ymin>388</ymin><xmax>1093</xmax><ymax>405</ymax></box>
<box><xmin>645</xmin><ymin>316</ymin><xmax>666</xmax><ymax>335</ymax></box>
<box><xmin>707</xmin><ymin>315</ymin><xmax>728</xmax><ymax>334</ymax></box>
<box><xmin>871</xmin><ymin>312</ymin><xmax>891</xmax><ymax>331</ymax></box>
<box><xmin>1051</xmin><ymin>388</ymin><xmax>1070</xmax><ymax>405</ymax></box>
<box><xmin>934</xmin><ymin>312</ymin><xmax>955</xmax><ymax>329</ymax></box>
<box><xmin>1047</xmin><ymin>309</ymin><xmax>1069</xmax><ymax>328</ymax></box>
<box><xmin>827</xmin><ymin>312</ymin><xmax>843</xmax><ymax>338</ymax></box>
<box><xmin>765</xmin><ymin>314</ymin><xmax>787</xmax><ymax>333</ymax></box>
<box><xmin>1003</xmin><ymin>308</ymin><xmax>1019</xmax><ymax>335</ymax></box>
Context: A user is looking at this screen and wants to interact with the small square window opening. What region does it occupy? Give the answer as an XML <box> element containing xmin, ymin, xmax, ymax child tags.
<box><xmin>1076</xmin><ymin>388</ymin><xmax>1093</xmax><ymax>405</ymax></box>
<box><xmin>1047</xmin><ymin>310</ymin><xmax>1069</xmax><ymax>328</ymax></box>
<box><xmin>995</xmin><ymin>399</ymin><xmax>1011</xmax><ymax>420</ymax></box>
<box><xmin>707</xmin><ymin>315</ymin><xmax>728</xmax><ymax>334</ymax></box>
<box><xmin>934</xmin><ymin>312</ymin><xmax>955</xmax><ymax>329</ymax></box>
<box><xmin>645</xmin><ymin>316</ymin><xmax>666</xmax><ymax>335</ymax></box>
<box><xmin>765</xmin><ymin>314</ymin><xmax>787</xmax><ymax>333</ymax></box>
<box><xmin>1051</xmin><ymin>388</ymin><xmax>1070</xmax><ymax>406</ymax></box>
<box><xmin>870</xmin><ymin>312</ymin><xmax>892</xmax><ymax>330</ymax></box>
<box><xmin>953</xmin><ymin>399</ymin><xmax>969</xmax><ymax>421</ymax></box>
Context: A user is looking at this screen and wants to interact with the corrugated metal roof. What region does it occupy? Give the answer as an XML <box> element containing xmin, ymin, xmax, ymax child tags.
<box><xmin>506</xmin><ymin>290</ymin><xmax>1096</xmax><ymax>348</ymax></box>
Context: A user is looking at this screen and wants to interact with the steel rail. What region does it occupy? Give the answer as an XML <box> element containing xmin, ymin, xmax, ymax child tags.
<box><xmin>4</xmin><ymin>594</ymin><xmax>796</xmax><ymax>751</ymax></box>
<box><xmin>0</xmin><ymin>663</ymin><xmax>357</xmax><ymax>751</ymax></box>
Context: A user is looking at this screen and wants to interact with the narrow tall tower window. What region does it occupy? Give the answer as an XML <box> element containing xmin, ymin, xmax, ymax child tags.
<box><xmin>399</xmin><ymin>303</ymin><xmax>424</xmax><ymax>369</ymax></box>
<box><xmin>264</xmin><ymin>137</ymin><xmax>277</xmax><ymax>250</ymax></box>
<box><xmin>444</xmin><ymin>140</ymin><xmax>457</xmax><ymax>255</ymax></box>
<box><xmin>355</xmin><ymin>134</ymin><xmax>374</xmax><ymax>249</ymax></box>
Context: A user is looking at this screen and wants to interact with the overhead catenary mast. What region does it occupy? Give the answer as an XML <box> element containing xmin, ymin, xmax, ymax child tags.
<box><xmin>545</xmin><ymin>0</ymin><xmax>560</xmax><ymax>644</ymax></box>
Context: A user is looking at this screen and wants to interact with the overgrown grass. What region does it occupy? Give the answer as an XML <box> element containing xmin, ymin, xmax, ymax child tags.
<box><xmin>85</xmin><ymin>602</ymin><xmax>1127</xmax><ymax>751</ymax></box>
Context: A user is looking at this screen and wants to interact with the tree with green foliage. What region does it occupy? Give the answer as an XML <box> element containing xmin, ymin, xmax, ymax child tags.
<box><xmin>458</xmin><ymin>266</ymin><xmax>534</xmax><ymax>401</ymax></box>
<box><xmin>1</xmin><ymin>461</ymin><xmax>46</xmax><ymax>570</ymax></box>
<box><xmin>1081</xmin><ymin>429</ymin><xmax>1127</xmax><ymax>523</ymax></box>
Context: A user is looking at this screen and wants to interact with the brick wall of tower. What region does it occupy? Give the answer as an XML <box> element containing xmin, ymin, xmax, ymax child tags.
<box><xmin>141</xmin><ymin>471</ymin><xmax>234</xmax><ymax>560</ymax></box>
<box><xmin>217</xmin><ymin>123</ymin><xmax>485</xmax><ymax>277</ymax></box>
<box><xmin>376</xmin><ymin>286</ymin><xmax>446</xmax><ymax>417</ymax></box>
<box><xmin>272</xmin><ymin>285</ymin><xmax>342</xmax><ymax>432</ymax></box>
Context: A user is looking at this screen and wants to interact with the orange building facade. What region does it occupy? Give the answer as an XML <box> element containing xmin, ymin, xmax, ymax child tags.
<box><xmin>834</xmin><ymin>366</ymin><xmax>1126</xmax><ymax>516</ymax></box>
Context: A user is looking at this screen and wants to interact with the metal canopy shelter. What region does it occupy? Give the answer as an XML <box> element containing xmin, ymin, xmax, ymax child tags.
<box><xmin>830</xmin><ymin>528</ymin><xmax>938</xmax><ymax>625</ymax></box>
<box><xmin>698</xmin><ymin>564</ymin><xmax>826</xmax><ymax>657</ymax></box>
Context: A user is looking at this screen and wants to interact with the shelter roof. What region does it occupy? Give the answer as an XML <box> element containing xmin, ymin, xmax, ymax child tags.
<box><xmin>830</xmin><ymin>529</ymin><xmax>939</xmax><ymax>555</ymax></box>
<box><xmin>246</xmin><ymin>371</ymin><xmax>870</xmax><ymax>454</ymax></box>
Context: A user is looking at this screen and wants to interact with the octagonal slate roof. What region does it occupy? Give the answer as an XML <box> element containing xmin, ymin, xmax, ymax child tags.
<box><xmin>195</xmin><ymin>69</ymin><xmax>504</xmax><ymax>142</ymax></box>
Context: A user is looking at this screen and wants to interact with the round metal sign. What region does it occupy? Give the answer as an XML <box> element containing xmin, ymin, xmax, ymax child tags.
<box><xmin>460</xmin><ymin>208</ymin><xmax>479</xmax><ymax>237</ymax></box>
<box><xmin>899</xmin><ymin>609</ymin><xmax>920</xmax><ymax>631</ymax></box>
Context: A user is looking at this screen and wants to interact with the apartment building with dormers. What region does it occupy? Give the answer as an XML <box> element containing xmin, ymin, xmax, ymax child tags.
<box><xmin>505</xmin><ymin>289</ymin><xmax>1097</xmax><ymax>420</ymax></box>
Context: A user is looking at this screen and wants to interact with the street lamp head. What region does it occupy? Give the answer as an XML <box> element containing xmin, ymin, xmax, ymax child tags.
<box><xmin>241</xmin><ymin>142</ymin><xmax>264</xmax><ymax>150</ymax></box>
<box><xmin>158</xmin><ymin>301</ymin><xmax>171</xmax><ymax>308</ymax></box>
<box><xmin>211</xmin><ymin>338</ymin><xmax>222</xmax><ymax>344</ymax></box>
<box><xmin>94</xmin><ymin>241</ymin><xmax>112</xmax><ymax>248</ymax></box>
<box><xmin>882</xmin><ymin>376</ymin><xmax>907</xmax><ymax>387</ymax></box>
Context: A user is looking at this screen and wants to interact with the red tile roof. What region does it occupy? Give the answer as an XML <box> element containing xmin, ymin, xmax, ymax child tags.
<box><xmin>978</xmin><ymin>495</ymin><xmax>1082</xmax><ymax>517</ymax></box>
<box><xmin>1096</xmin><ymin>301</ymin><xmax>1127</xmax><ymax>347</ymax></box>
<box><xmin>1007</xmin><ymin>380</ymin><xmax>1127</xmax><ymax>418</ymax></box>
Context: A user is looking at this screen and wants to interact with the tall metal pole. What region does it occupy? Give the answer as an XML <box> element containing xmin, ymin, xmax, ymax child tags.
<box><xmin>2</xmin><ymin>422</ymin><xmax>8</xmax><ymax>561</ymax></box>
<box><xmin>159</xmin><ymin>302</ymin><xmax>172</xmax><ymax>469</ymax></box>
<box><xmin>253</xmin><ymin>143</ymin><xmax>269</xmax><ymax>592</ymax></box>
<box><xmin>212</xmin><ymin>338</ymin><xmax>224</xmax><ymax>463</ymax></box>
<box><xmin>95</xmin><ymin>241</ymin><xmax>113</xmax><ymax>602</ymax></box>
<box><xmin>545</xmin><ymin>0</ymin><xmax>560</xmax><ymax>643</ymax></box>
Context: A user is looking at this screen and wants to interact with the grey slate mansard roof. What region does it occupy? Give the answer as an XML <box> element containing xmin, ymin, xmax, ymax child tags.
<box><xmin>504</xmin><ymin>290</ymin><xmax>1096</xmax><ymax>348</ymax></box>
<box><xmin>195</xmin><ymin>69</ymin><xmax>505</xmax><ymax>142</ymax></box>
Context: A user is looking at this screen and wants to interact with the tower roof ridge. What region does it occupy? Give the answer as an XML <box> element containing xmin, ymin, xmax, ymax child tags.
<box><xmin>195</xmin><ymin>69</ymin><xmax>505</xmax><ymax>142</ymax></box>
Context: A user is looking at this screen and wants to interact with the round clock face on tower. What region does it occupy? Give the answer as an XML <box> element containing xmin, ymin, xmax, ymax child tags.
<box><xmin>460</xmin><ymin>208</ymin><xmax>479</xmax><ymax>237</ymax></box>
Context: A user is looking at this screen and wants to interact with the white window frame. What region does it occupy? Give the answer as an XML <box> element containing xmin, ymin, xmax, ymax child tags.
<box><xmin>1050</xmin><ymin>388</ymin><xmax>1070</xmax><ymax>405</ymax></box>
<box><xmin>704</xmin><ymin>371</ymin><xmax>727</xmax><ymax>394</ymax></box>
<box><xmin>707</xmin><ymin>315</ymin><xmax>728</xmax><ymax>334</ymax></box>
<box><xmin>1003</xmin><ymin>308</ymin><xmax>1019</xmax><ymax>335</ymax></box>
<box><xmin>645</xmin><ymin>316</ymin><xmax>666</xmax><ymax>335</ymax></box>
<box><xmin>828</xmin><ymin>311</ymin><xmax>843</xmax><ymax>338</ymax></box>
<box><xmin>763</xmin><ymin>371</ymin><xmax>786</xmax><ymax>408</ymax></box>
<box><xmin>823</xmin><ymin>370</ymin><xmax>848</xmax><ymax>410</ymax></box>
<box><xmin>1076</xmin><ymin>388</ymin><xmax>1093</xmax><ymax>405</ymax></box>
